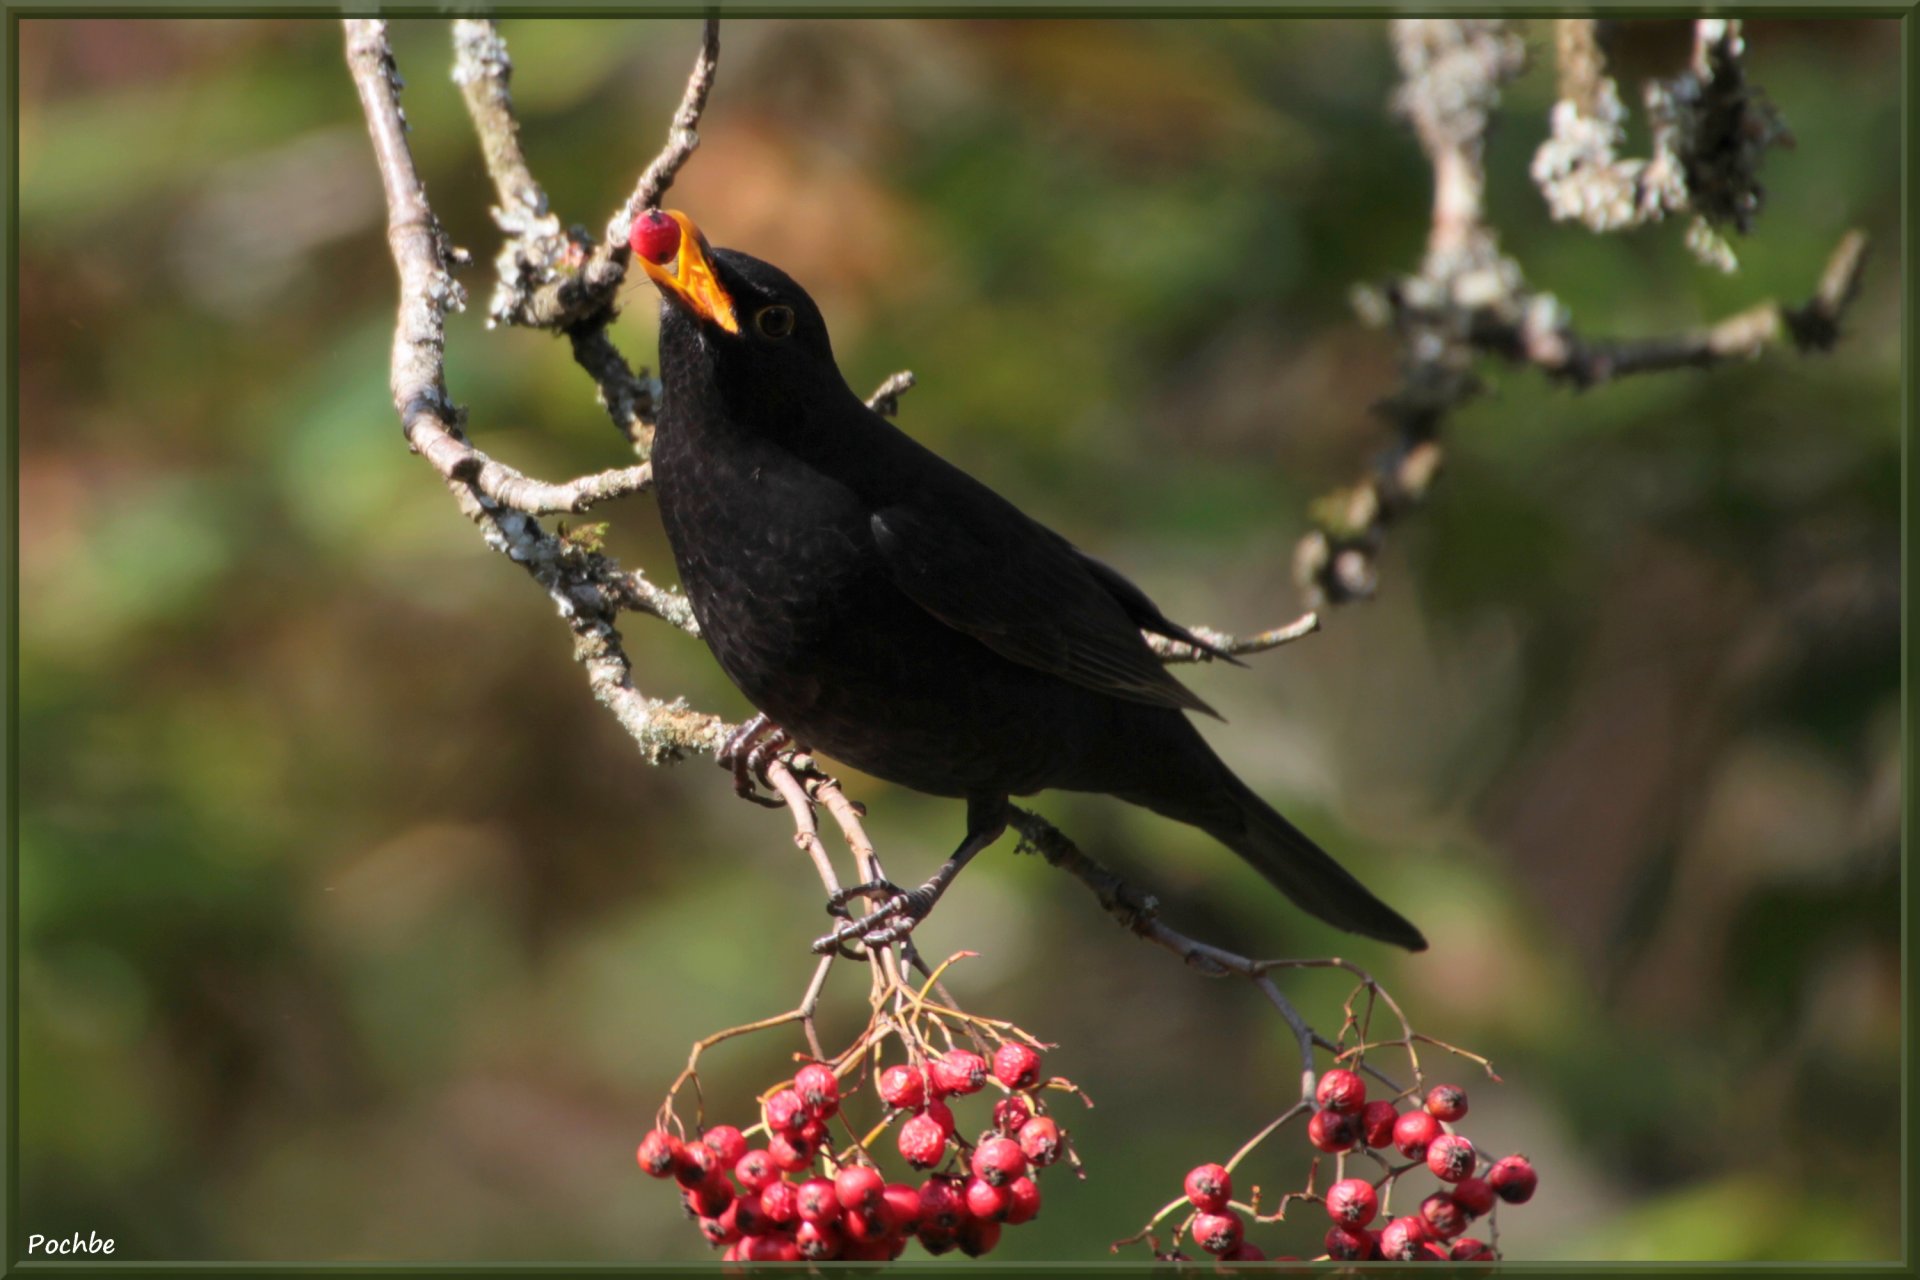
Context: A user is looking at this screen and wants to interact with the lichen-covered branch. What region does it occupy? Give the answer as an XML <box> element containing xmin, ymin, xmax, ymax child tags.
<box><xmin>347</xmin><ymin>18</ymin><xmax>726</xmax><ymax>771</ymax></box>
<box><xmin>1296</xmin><ymin>18</ymin><xmax>1864</xmax><ymax>610</ymax></box>
<box><xmin>1531</xmin><ymin>19</ymin><xmax>1792</xmax><ymax>273</ymax></box>
<box><xmin>866</xmin><ymin>370</ymin><xmax>917</xmax><ymax>419</ymax></box>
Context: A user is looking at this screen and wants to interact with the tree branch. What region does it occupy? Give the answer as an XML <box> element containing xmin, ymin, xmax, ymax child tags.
<box><xmin>347</xmin><ymin>18</ymin><xmax>726</xmax><ymax>774</ymax></box>
<box><xmin>1298</xmin><ymin>18</ymin><xmax>1864</xmax><ymax>610</ymax></box>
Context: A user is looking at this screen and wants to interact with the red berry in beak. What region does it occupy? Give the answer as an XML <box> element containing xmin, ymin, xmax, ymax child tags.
<box><xmin>629</xmin><ymin>209</ymin><xmax>682</xmax><ymax>265</ymax></box>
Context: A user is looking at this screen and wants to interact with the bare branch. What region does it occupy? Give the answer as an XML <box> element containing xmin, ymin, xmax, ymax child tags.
<box><xmin>1147</xmin><ymin>611</ymin><xmax>1320</xmax><ymax>665</ymax></box>
<box><xmin>613</xmin><ymin>17</ymin><xmax>723</xmax><ymax>245</ymax></box>
<box><xmin>346</xmin><ymin>18</ymin><xmax>726</xmax><ymax>772</ymax></box>
<box><xmin>569</xmin><ymin>325</ymin><xmax>658</xmax><ymax>452</ymax></box>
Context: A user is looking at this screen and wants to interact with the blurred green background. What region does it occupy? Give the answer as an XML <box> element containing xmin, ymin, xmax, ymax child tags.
<box><xmin>15</xmin><ymin>17</ymin><xmax>1901</xmax><ymax>1264</ymax></box>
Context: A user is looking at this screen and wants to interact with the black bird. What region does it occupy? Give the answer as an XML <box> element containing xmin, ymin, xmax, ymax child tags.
<box><xmin>634</xmin><ymin>210</ymin><xmax>1425</xmax><ymax>953</ymax></box>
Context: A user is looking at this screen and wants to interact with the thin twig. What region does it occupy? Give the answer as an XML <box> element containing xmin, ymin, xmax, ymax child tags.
<box><xmin>1146</xmin><ymin>611</ymin><xmax>1320</xmax><ymax>664</ymax></box>
<box><xmin>866</xmin><ymin>370</ymin><xmax>917</xmax><ymax>418</ymax></box>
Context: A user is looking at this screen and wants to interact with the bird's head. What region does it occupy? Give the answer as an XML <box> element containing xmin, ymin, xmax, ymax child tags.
<box><xmin>632</xmin><ymin>210</ymin><xmax>846</xmax><ymax>417</ymax></box>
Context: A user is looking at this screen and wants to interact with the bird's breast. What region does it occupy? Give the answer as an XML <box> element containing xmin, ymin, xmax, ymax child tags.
<box><xmin>654</xmin><ymin>428</ymin><xmax>878</xmax><ymax>706</ymax></box>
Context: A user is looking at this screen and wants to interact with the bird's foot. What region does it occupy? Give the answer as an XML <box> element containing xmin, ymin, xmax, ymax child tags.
<box><xmin>716</xmin><ymin>713</ymin><xmax>792</xmax><ymax>809</ymax></box>
<box><xmin>811</xmin><ymin>879</ymin><xmax>937</xmax><ymax>955</ymax></box>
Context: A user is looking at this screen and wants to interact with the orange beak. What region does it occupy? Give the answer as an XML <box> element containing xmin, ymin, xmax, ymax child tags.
<box><xmin>636</xmin><ymin>210</ymin><xmax>740</xmax><ymax>335</ymax></box>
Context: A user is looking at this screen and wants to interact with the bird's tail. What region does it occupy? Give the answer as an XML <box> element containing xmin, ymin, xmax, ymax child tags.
<box><xmin>1107</xmin><ymin>731</ymin><xmax>1428</xmax><ymax>951</ymax></box>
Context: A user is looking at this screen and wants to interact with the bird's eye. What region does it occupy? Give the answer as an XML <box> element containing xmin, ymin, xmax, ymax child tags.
<box><xmin>753</xmin><ymin>304</ymin><xmax>796</xmax><ymax>340</ymax></box>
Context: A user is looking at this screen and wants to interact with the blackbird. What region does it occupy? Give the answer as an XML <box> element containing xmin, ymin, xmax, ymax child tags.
<box><xmin>633</xmin><ymin>210</ymin><xmax>1425</xmax><ymax>953</ymax></box>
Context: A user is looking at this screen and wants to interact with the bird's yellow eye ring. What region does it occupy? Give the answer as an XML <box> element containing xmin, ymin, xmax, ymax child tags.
<box><xmin>754</xmin><ymin>305</ymin><xmax>796</xmax><ymax>340</ymax></box>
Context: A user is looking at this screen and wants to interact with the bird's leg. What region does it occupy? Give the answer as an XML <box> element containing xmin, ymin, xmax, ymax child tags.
<box><xmin>716</xmin><ymin>713</ymin><xmax>789</xmax><ymax>809</ymax></box>
<box><xmin>811</xmin><ymin>796</ymin><xmax>1009</xmax><ymax>955</ymax></box>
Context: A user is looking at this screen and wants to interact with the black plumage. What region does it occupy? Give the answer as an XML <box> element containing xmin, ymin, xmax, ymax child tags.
<box><xmin>639</xmin><ymin>213</ymin><xmax>1425</xmax><ymax>952</ymax></box>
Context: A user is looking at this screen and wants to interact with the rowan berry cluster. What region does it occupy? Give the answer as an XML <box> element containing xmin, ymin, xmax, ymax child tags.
<box><xmin>637</xmin><ymin>1042</ymin><xmax>1077</xmax><ymax>1261</ymax></box>
<box><xmin>1160</xmin><ymin>1076</ymin><xmax>1539</xmax><ymax>1263</ymax></box>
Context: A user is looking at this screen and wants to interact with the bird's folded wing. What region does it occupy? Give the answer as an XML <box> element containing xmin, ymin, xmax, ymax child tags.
<box><xmin>869</xmin><ymin>503</ymin><xmax>1219</xmax><ymax>717</ymax></box>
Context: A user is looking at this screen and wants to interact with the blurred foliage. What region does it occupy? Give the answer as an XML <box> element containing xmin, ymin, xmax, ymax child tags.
<box><xmin>15</xmin><ymin>17</ymin><xmax>1901</xmax><ymax>1263</ymax></box>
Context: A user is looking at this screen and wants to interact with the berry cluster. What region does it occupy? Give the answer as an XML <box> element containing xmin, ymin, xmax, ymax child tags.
<box><xmin>1164</xmin><ymin>1076</ymin><xmax>1538</xmax><ymax>1262</ymax></box>
<box><xmin>638</xmin><ymin>1042</ymin><xmax>1075</xmax><ymax>1261</ymax></box>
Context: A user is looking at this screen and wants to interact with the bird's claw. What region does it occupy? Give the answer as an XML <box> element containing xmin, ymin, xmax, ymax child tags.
<box><xmin>810</xmin><ymin>881</ymin><xmax>935</xmax><ymax>955</ymax></box>
<box><xmin>717</xmin><ymin>714</ymin><xmax>793</xmax><ymax>808</ymax></box>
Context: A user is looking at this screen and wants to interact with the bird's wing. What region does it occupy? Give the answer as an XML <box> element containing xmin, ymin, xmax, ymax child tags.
<box><xmin>1073</xmin><ymin>550</ymin><xmax>1244</xmax><ymax>666</ymax></box>
<box><xmin>869</xmin><ymin>501</ymin><xmax>1221</xmax><ymax>717</ymax></box>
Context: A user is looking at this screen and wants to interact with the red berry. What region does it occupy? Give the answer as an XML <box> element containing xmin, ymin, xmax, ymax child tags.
<box><xmin>916</xmin><ymin>1224</ymin><xmax>958</xmax><ymax>1256</ymax></box>
<box><xmin>1324</xmin><ymin>1224</ymin><xmax>1373</xmax><ymax>1261</ymax></box>
<box><xmin>766</xmin><ymin>1088</ymin><xmax>807</xmax><ymax>1135</ymax></box>
<box><xmin>832</xmin><ymin>1164</ymin><xmax>884</xmax><ymax>1213</ymax></box>
<box><xmin>758</xmin><ymin>1180</ymin><xmax>799</xmax><ymax>1226</ymax></box>
<box><xmin>840</xmin><ymin>1205</ymin><xmax>889</xmax><ymax>1243</ymax></box>
<box><xmin>1420</xmin><ymin>1193</ymin><xmax>1467</xmax><ymax>1239</ymax></box>
<box><xmin>766</xmin><ymin>1132</ymin><xmax>812</xmax><ymax>1172</ymax></box>
<box><xmin>793</xmin><ymin>1217</ymin><xmax>842</xmax><ymax>1261</ymax></box>
<box><xmin>1427</xmin><ymin>1133</ymin><xmax>1477</xmax><ymax>1183</ymax></box>
<box><xmin>924</xmin><ymin>1099</ymin><xmax>956</xmax><ymax>1136</ymax></box>
<box><xmin>992</xmin><ymin>1042</ymin><xmax>1044</xmax><ymax>1090</ymax></box>
<box><xmin>733</xmin><ymin>1149</ymin><xmax>776</xmax><ymax>1193</ymax></box>
<box><xmin>697</xmin><ymin>1210</ymin><xmax>740</xmax><ymax>1248</ymax></box>
<box><xmin>749</xmin><ymin>1235</ymin><xmax>797</xmax><ymax>1262</ymax></box>
<box><xmin>1359</xmin><ymin>1100</ymin><xmax>1399</xmax><ymax>1148</ymax></box>
<box><xmin>1223</xmin><ymin>1242</ymin><xmax>1268</xmax><ymax>1262</ymax></box>
<box><xmin>728</xmin><ymin>1192</ymin><xmax>769</xmax><ymax>1238</ymax></box>
<box><xmin>1377</xmin><ymin>1216</ymin><xmax>1427</xmax><ymax>1261</ymax></box>
<box><xmin>878</xmin><ymin>1064</ymin><xmax>926</xmax><ymax>1110</ymax></box>
<box><xmin>840</xmin><ymin>1235</ymin><xmax>893</xmax><ymax>1262</ymax></box>
<box><xmin>1184</xmin><ymin>1163</ymin><xmax>1233</xmax><ymax>1212</ymax></box>
<box><xmin>1307</xmin><ymin>1107</ymin><xmax>1358</xmax><ymax>1153</ymax></box>
<box><xmin>918</xmin><ymin>1177</ymin><xmax>966</xmax><ymax>1230</ymax></box>
<box><xmin>1414</xmin><ymin>1240</ymin><xmax>1453</xmax><ymax>1261</ymax></box>
<box><xmin>1453</xmin><ymin>1236</ymin><xmax>1494</xmax><ymax>1261</ymax></box>
<box><xmin>674</xmin><ymin>1141</ymin><xmax>720</xmax><ymax>1188</ymax></box>
<box><xmin>794</xmin><ymin>1063</ymin><xmax>841</xmax><ymax>1118</ymax></box>
<box><xmin>882</xmin><ymin>1182</ymin><xmax>921</xmax><ymax>1232</ymax></box>
<box><xmin>1392</xmin><ymin>1109</ymin><xmax>1442</xmax><ymax>1159</ymax></box>
<box><xmin>1451</xmin><ymin>1176</ymin><xmax>1497</xmax><ymax>1218</ymax></box>
<box><xmin>965</xmin><ymin>1176</ymin><xmax>1010</xmax><ymax>1222</ymax></box>
<box><xmin>1018</xmin><ymin>1115</ymin><xmax>1062</xmax><ymax>1167</ymax></box>
<box><xmin>1488</xmin><ymin>1155</ymin><xmax>1537</xmax><ymax>1204</ymax></box>
<box><xmin>1325</xmin><ymin>1178</ymin><xmax>1379</xmax><ymax>1229</ymax></box>
<box><xmin>796</xmin><ymin>1177</ymin><xmax>840</xmax><ymax>1225</ymax></box>
<box><xmin>971</xmin><ymin>1136</ymin><xmax>1028</xmax><ymax>1187</ymax></box>
<box><xmin>897</xmin><ymin>1113</ymin><xmax>948</xmax><ymax>1168</ymax></box>
<box><xmin>1004</xmin><ymin>1175</ymin><xmax>1042</xmax><ymax>1225</ymax></box>
<box><xmin>956</xmin><ymin>1216</ymin><xmax>1002</xmax><ymax>1257</ymax></box>
<box><xmin>993</xmin><ymin>1095</ymin><xmax>1033</xmax><ymax>1134</ymax></box>
<box><xmin>739</xmin><ymin>1234</ymin><xmax>796</xmax><ymax>1262</ymax></box>
<box><xmin>629</xmin><ymin>209</ymin><xmax>682</xmax><ymax>265</ymax></box>
<box><xmin>933</xmin><ymin>1049</ymin><xmax>988</xmax><ymax>1096</ymax></box>
<box><xmin>684</xmin><ymin>1178</ymin><xmax>733</xmax><ymax>1219</ymax></box>
<box><xmin>636</xmin><ymin>1129</ymin><xmax>683</xmax><ymax>1178</ymax></box>
<box><xmin>1191</xmin><ymin>1210</ymin><xmax>1244</xmax><ymax>1257</ymax></box>
<box><xmin>701</xmin><ymin>1125</ymin><xmax>747</xmax><ymax>1168</ymax></box>
<box><xmin>1315</xmin><ymin>1068</ymin><xmax>1367</xmax><ymax>1115</ymax></box>
<box><xmin>1424</xmin><ymin>1083</ymin><xmax>1469</xmax><ymax>1123</ymax></box>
